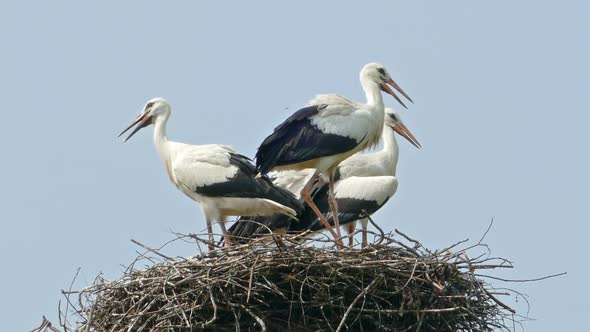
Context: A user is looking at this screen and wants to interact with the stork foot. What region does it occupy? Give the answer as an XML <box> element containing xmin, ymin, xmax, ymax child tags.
<box><xmin>301</xmin><ymin>188</ymin><xmax>344</xmax><ymax>250</ymax></box>
<box><xmin>361</xmin><ymin>218</ymin><xmax>369</xmax><ymax>249</ymax></box>
<box><xmin>206</xmin><ymin>218</ymin><xmax>215</xmax><ymax>252</ymax></box>
<box><xmin>219</xmin><ymin>221</ymin><xmax>233</xmax><ymax>248</ymax></box>
<box><xmin>223</xmin><ymin>234</ymin><xmax>233</xmax><ymax>248</ymax></box>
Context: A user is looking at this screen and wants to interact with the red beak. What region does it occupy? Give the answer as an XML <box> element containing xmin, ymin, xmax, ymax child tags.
<box><xmin>118</xmin><ymin>112</ymin><xmax>152</xmax><ymax>142</ymax></box>
<box><xmin>381</xmin><ymin>78</ymin><xmax>413</xmax><ymax>109</ymax></box>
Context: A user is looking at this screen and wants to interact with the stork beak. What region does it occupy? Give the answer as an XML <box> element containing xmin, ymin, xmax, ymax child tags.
<box><xmin>381</xmin><ymin>78</ymin><xmax>413</xmax><ymax>109</ymax></box>
<box><xmin>391</xmin><ymin>122</ymin><xmax>421</xmax><ymax>149</ymax></box>
<box><xmin>118</xmin><ymin>112</ymin><xmax>152</xmax><ymax>142</ymax></box>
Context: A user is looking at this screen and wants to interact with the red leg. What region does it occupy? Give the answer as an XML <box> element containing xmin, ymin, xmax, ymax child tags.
<box><xmin>300</xmin><ymin>175</ymin><xmax>344</xmax><ymax>249</ymax></box>
<box><xmin>219</xmin><ymin>220</ymin><xmax>232</xmax><ymax>248</ymax></box>
<box><xmin>328</xmin><ymin>171</ymin><xmax>342</xmax><ymax>246</ymax></box>
<box><xmin>346</xmin><ymin>222</ymin><xmax>356</xmax><ymax>248</ymax></box>
<box><xmin>328</xmin><ymin>171</ymin><xmax>343</xmax><ymax>244</ymax></box>
<box><xmin>206</xmin><ymin>218</ymin><xmax>215</xmax><ymax>251</ymax></box>
<box><xmin>361</xmin><ymin>218</ymin><xmax>369</xmax><ymax>248</ymax></box>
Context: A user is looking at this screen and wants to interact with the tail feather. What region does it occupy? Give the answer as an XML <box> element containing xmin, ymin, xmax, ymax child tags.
<box><xmin>229</xmin><ymin>213</ymin><xmax>294</xmax><ymax>244</ymax></box>
<box><xmin>257</xmin><ymin>175</ymin><xmax>304</xmax><ymax>215</ymax></box>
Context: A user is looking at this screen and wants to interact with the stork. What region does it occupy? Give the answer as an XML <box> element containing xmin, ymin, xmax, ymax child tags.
<box><xmin>292</xmin><ymin>109</ymin><xmax>421</xmax><ymax>247</ymax></box>
<box><xmin>230</xmin><ymin>108</ymin><xmax>420</xmax><ymax>248</ymax></box>
<box><xmin>255</xmin><ymin>63</ymin><xmax>412</xmax><ymax>248</ymax></box>
<box><xmin>118</xmin><ymin>98</ymin><xmax>302</xmax><ymax>251</ymax></box>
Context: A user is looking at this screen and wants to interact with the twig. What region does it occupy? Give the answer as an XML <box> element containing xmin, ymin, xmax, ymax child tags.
<box><xmin>246</xmin><ymin>255</ymin><xmax>260</xmax><ymax>303</ymax></box>
<box><xmin>83</xmin><ymin>294</ymin><xmax>99</xmax><ymax>332</ymax></box>
<box><xmin>203</xmin><ymin>269</ymin><xmax>218</xmax><ymax>327</ymax></box>
<box><xmin>480</xmin><ymin>286</ymin><xmax>516</xmax><ymax>314</ymax></box>
<box><xmin>30</xmin><ymin>316</ymin><xmax>61</xmax><ymax>332</ymax></box>
<box><xmin>131</xmin><ymin>239</ymin><xmax>174</xmax><ymax>261</ymax></box>
<box><xmin>395</xmin><ymin>229</ymin><xmax>421</xmax><ymax>248</ymax></box>
<box><xmin>478</xmin><ymin>218</ymin><xmax>495</xmax><ymax>244</ymax></box>
<box><xmin>335</xmin><ymin>275</ymin><xmax>383</xmax><ymax>332</ymax></box>
<box><xmin>241</xmin><ymin>304</ymin><xmax>267</xmax><ymax>332</ymax></box>
<box><xmin>60</xmin><ymin>267</ymin><xmax>81</xmax><ymax>331</ymax></box>
<box><xmin>474</xmin><ymin>272</ymin><xmax>566</xmax><ymax>283</ymax></box>
<box><xmin>365</xmin><ymin>212</ymin><xmax>385</xmax><ymax>246</ymax></box>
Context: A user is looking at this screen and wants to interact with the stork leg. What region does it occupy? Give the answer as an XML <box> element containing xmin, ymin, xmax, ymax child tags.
<box><xmin>345</xmin><ymin>222</ymin><xmax>356</xmax><ymax>248</ymax></box>
<box><xmin>328</xmin><ymin>170</ymin><xmax>343</xmax><ymax>244</ymax></box>
<box><xmin>360</xmin><ymin>217</ymin><xmax>369</xmax><ymax>248</ymax></box>
<box><xmin>218</xmin><ymin>219</ymin><xmax>233</xmax><ymax>248</ymax></box>
<box><xmin>206</xmin><ymin>218</ymin><xmax>215</xmax><ymax>252</ymax></box>
<box><xmin>300</xmin><ymin>174</ymin><xmax>344</xmax><ymax>249</ymax></box>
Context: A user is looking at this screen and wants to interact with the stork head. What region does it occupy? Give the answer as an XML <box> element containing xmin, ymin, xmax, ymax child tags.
<box><xmin>118</xmin><ymin>97</ymin><xmax>171</xmax><ymax>142</ymax></box>
<box><xmin>360</xmin><ymin>63</ymin><xmax>413</xmax><ymax>109</ymax></box>
<box><xmin>384</xmin><ymin>108</ymin><xmax>421</xmax><ymax>149</ymax></box>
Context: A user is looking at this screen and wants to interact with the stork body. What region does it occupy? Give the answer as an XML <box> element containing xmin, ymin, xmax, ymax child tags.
<box><xmin>288</xmin><ymin>175</ymin><xmax>398</xmax><ymax>246</ymax></box>
<box><xmin>333</xmin><ymin>109</ymin><xmax>417</xmax><ymax>246</ymax></box>
<box><xmin>255</xmin><ymin>63</ymin><xmax>412</xmax><ymax>248</ymax></box>
<box><xmin>231</xmin><ymin>109</ymin><xmax>420</xmax><ymax>247</ymax></box>
<box><xmin>119</xmin><ymin>98</ymin><xmax>301</xmax><ymax>250</ymax></box>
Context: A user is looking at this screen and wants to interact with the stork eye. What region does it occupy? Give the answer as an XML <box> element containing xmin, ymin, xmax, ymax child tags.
<box><xmin>377</xmin><ymin>68</ymin><xmax>386</xmax><ymax>75</ymax></box>
<box><xmin>145</xmin><ymin>101</ymin><xmax>155</xmax><ymax>110</ymax></box>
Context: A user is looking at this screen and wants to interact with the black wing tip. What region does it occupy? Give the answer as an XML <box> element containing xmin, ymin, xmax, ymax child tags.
<box><xmin>254</xmin><ymin>105</ymin><xmax>324</xmax><ymax>175</ymax></box>
<box><xmin>229</xmin><ymin>214</ymin><xmax>293</xmax><ymax>243</ymax></box>
<box><xmin>231</xmin><ymin>153</ymin><xmax>253</xmax><ymax>162</ymax></box>
<box><xmin>255</xmin><ymin>162</ymin><xmax>271</xmax><ymax>176</ymax></box>
<box><xmin>290</xmin><ymin>198</ymin><xmax>305</xmax><ymax>215</ymax></box>
<box><xmin>254</xmin><ymin>149</ymin><xmax>270</xmax><ymax>175</ymax></box>
<box><xmin>268</xmin><ymin>183</ymin><xmax>304</xmax><ymax>214</ymax></box>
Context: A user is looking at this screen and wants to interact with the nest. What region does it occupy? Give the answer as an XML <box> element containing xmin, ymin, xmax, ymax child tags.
<box><xmin>55</xmin><ymin>229</ymin><xmax>523</xmax><ymax>331</ymax></box>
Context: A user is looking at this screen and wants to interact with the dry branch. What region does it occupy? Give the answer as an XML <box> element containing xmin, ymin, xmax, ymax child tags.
<box><xmin>45</xmin><ymin>229</ymin><xmax>540</xmax><ymax>332</ymax></box>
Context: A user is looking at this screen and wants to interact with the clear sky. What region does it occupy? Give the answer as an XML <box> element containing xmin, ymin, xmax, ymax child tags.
<box><xmin>1</xmin><ymin>1</ymin><xmax>588</xmax><ymax>330</ymax></box>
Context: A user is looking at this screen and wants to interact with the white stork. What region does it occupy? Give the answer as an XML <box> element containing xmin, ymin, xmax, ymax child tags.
<box><xmin>295</xmin><ymin>109</ymin><xmax>421</xmax><ymax>247</ymax></box>
<box><xmin>118</xmin><ymin>98</ymin><xmax>302</xmax><ymax>251</ymax></box>
<box><xmin>255</xmin><ymin>63</ymin><xmax>412</xmax><ymax>248</ymax></box>
<box><xmin>230</xmin><ymin>108</ymin><xmax>420</xmax><ymax>248</ymax></box>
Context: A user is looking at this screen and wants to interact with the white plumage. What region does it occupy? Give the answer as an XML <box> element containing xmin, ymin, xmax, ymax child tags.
<box><xmin>269</xmin><ymin>169</ymin><xmax>315</xmax><ymax>199</ymax></box>
<box><xmin>334</xmin><ymin>176</ymin><xmax>398</xmax><ymax>206</ymax></box>
<box><xmin>263</xmin><ymin>108</ymin><xmax>420</xmax><ymax>247</ymax></box>
<box><xmin>308</xmin><ymin>95</ymin><xmax>383</xmax><ymax>150</ymax></box>
<box><xmin>170</xmin><ymin>144</ymin><xmax>239</xmax><ymax>188</ymax></box>
<box><xmin>256</xmin><ymin>63</ymin><xmax>413</xmax><ymax>248</ymax></box>
<box><xmin>118</xmin><ymin>98</ymin><xmax>302</xmax><ymax>251</ymax></box>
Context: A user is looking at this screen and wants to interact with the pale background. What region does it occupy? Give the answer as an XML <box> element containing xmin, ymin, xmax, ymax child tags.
<box><xmin>1</xmin><ymin>1</ymin><xmax>587</xmax><ymax>330</ymax></box>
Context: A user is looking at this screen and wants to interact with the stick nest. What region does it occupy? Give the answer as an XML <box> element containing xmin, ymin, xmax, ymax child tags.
<box><xmin>58</xmin><ymin>230</ymin><xmax>519</xmax><ymax>331</ymax></box>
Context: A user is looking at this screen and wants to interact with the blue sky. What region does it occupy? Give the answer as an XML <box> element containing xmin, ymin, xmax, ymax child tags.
<box><xmin>1</xmin><ymin>1</ymin><xmax>588</xmax><ymax>330</ymax></box>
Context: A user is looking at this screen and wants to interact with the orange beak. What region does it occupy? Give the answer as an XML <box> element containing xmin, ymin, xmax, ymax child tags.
<box><xmin>381</xmin><ymin>78</ymin><xmax>413</xmax><ymax>109</ymax></box>
<box><xmin>118</xmin><ymin>112</ymin><xmax>152</xmax><ymax>142</ymax></box>
<box><xmin>392</xmin><ymin>122</ymin><xmax>421</xmax><ymax>149</ymax></box>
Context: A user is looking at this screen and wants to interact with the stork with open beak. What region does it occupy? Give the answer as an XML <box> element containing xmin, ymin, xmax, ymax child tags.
<box><xmin>118</xmin><ymin>98</ymin><xmax>302</xmax><ymax>251</ymax></box>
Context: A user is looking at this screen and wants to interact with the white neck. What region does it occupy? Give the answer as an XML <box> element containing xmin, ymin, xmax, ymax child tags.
<box><xmin>379</xmin><ymin>126</ymin><xmax>399</xmax><ymax>177</ymax></box>
<box><xmin>152</xmin><ymin>112</ymin><xmax>171</xmax><ymax>163</ymax></box>
<box><xmin>360</xmin><ymin>76</ymin><xmax>384</xmax><ymax>107</ymax></box>
<box><xmin>359</xmin><ymin>74</ymin><xmax>386</xmax><ymax>149</ymax></box>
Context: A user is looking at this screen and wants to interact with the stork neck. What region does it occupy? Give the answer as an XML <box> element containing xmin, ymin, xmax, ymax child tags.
<box><xmin>381</xmin><ymin>126</ymin><xmax>399</xmax><ymax>177</ymax></box>
<box><xmin>152</xmin><ymin>112</ymin><xmax>170</xmax><ymax>159</ymax></box>
<box><xmin>361</xmin><ymin>77</ymin><xmax>384</xmax><ymax>107</ymax></box>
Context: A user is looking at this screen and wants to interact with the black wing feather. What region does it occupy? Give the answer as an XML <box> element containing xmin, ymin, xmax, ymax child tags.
<box><xmin>288</xmin><ymin>182</ymin><xmax>389</xmax><ymax>233</ymax></box>
<box><xmin>228</xmin><ymin>213</ymin><xmax>294</xmax><ymax>244</ymax></box>
<box><xmin>255</xmin><ymin>105</ymin><xmax>360</xmax><ymax>174</ymax></box>
<box><xmin>195</xmin><ymin>153</ymin><xmax>303</xmax><ymax>213</ymax></box>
